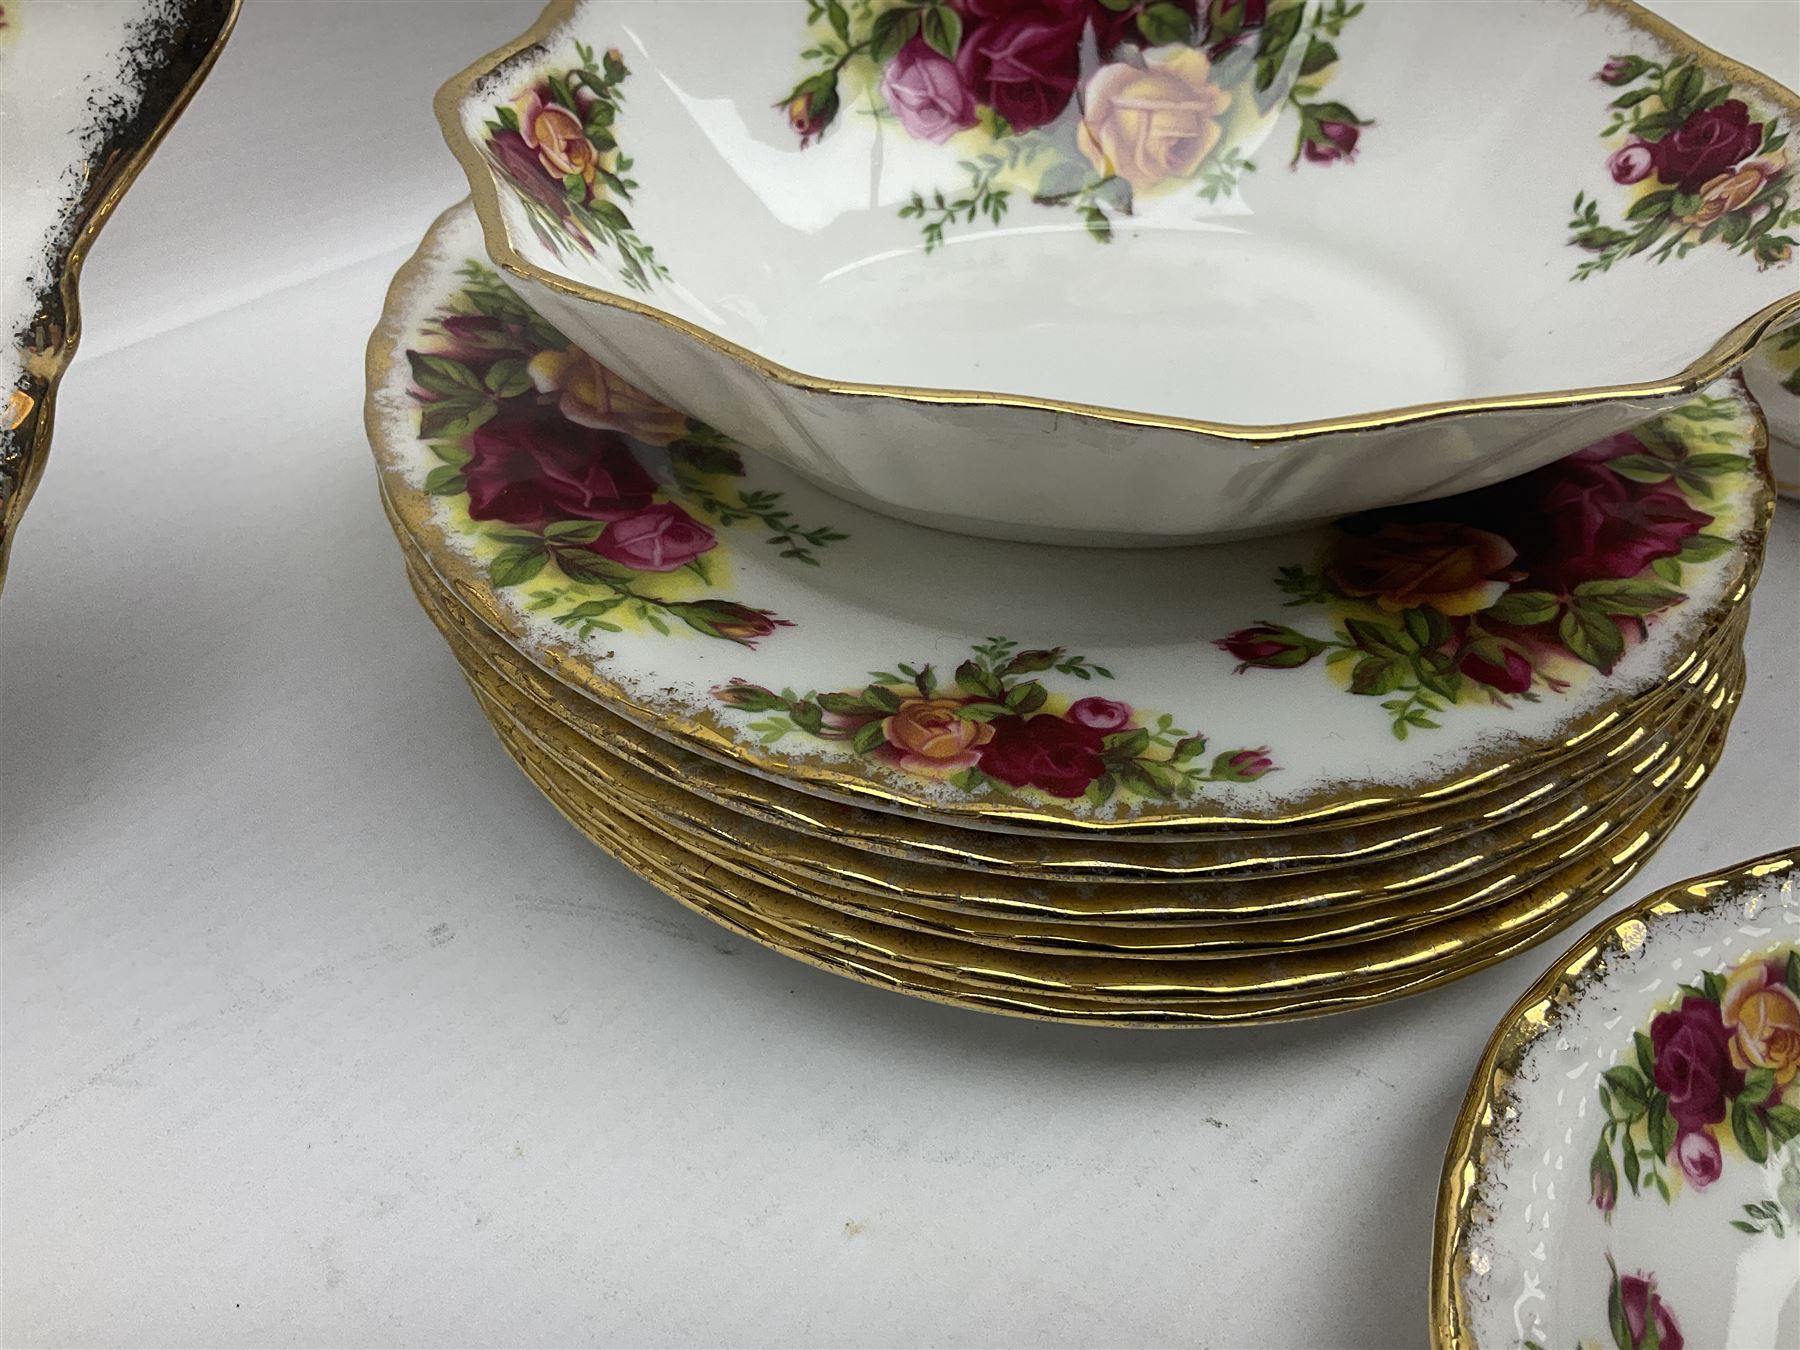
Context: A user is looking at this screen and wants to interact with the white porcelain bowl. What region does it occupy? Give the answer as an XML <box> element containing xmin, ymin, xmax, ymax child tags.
<box><xmin>439</xmin><ymin>0</ymin><xmax>1800</xmax><ymax>544</ymax></box>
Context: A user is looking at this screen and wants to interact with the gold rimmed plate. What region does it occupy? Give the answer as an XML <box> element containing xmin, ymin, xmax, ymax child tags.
<box><xmin>368</xmin><ymin>203</ymin><xmax>1774</xmax><ymax>838</ymax></box>
<box><xmin>1432</xmin><ymin>850</ymin><xmax>1798</xmax><ymax>1350</ymax></box>
<box><xmin>390</xmin><ymin>480</ymin><xmax>1752</xmax><ymax>889</ymax></box>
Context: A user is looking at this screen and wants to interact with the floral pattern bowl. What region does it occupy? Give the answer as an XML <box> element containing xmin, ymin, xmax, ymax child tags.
<box><xmin>437</xmin><ymin>0</ymin><xmax>1800</xmax><ymax>545</ymax></box>
<box><xmin>1434</xmin><ymin>850</ymin><xmax>1800</xmax><ymax>1350</ymax></box>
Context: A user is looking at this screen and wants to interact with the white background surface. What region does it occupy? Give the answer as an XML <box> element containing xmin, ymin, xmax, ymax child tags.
<box><xmin>3</xmin><ymin>3</ymin><xmax>1798</xmax><ymax>1346</ymax></box>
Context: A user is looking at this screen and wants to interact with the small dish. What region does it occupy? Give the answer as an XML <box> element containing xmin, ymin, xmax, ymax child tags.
<box><xmin>367</xmin><ymin>205</ymin><xmax>1775</xmax><ymax>836</ymax></box>
<box><xmin>0</xmin><ymin>0</ymin><xmax>238</xmax><ymax>589</ymax></box>
<box><xmin>1433</xmin><ymin>849</ymin><xmax>1799</xmax><ymax>1350</ymax></box>
<box><xmin>438</xmin><ymin>0</ymin><xmax>1800</xmax><ymax>543</ymax></box>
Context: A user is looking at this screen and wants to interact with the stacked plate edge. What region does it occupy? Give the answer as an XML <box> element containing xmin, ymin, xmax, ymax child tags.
<box><xmin>365</xmin><ymin>203</ymin><xmax>1775</xmax><ymax>1026</ymax></box>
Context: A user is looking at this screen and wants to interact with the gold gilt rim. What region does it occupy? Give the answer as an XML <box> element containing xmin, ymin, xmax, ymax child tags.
<box><xmin>389</xmin><ymin>495</ymin><xmax>1751</xmax><ymax>888</ymax></box>
<box><xmin>1428</xmin><ymin>847</ymin><xmax>1799</xmax><ymax>1350</ymax></box>
<box><xmin>462</xmin><ymin>644</ymin><xmax>1740</xmax><ymax>953</ymax></box>
<box><xmin>434</xmin><ymin>0</ymin><xmax>1800</xmax><ymax>444</ymax></box>
<box><xmin>474</xmin><ymin>666</ymin><xmax>1736</xmax><ymax>1021</ymax></box>
<box><xmin>473</xmin><ymin>659</ymin><xmax>1740</xmax><ymax>992</ymax></box>
<box><xmin>464</xmin><ymin>623</ymin><xmax>1739</xmax><ymax>956</ymax></box>
<box><xmin>370</xmin><ymin>302</ymin><xmax>1770</xmax><ymax>839</ymax></box>
<box><xmin>0</xmin><ymin>0</ymin><xmax>240</xmax><ymax>591</ymax></box>
<box><xmin>408</xmin><ymin>541</ymin><xmax>1744</xmax><ymax>943</ymax></box>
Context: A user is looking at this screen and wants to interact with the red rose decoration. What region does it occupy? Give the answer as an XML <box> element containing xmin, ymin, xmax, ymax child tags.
<box><xmin>488</xmin><ymin>128</ymin><xmax>570</xmax><ymax>216</ymax></box>
<box><xmin>1518</xmin><ymin>459</ymin><xmax>1711</xmax><ymax>593</ymax></box>
<box><xmin>1460</xmin><ymin>647</ymin><xmax>1533</xmax><ymax>695</ymax></box>
<box><xmin>977</xmin><ymin>713</ymin><xmax>1107</xmax><ymax>797</ymax></box>
<box><xmin>1650</xmin><ymin>100</ymin><xmax>1763</xmax><ymax>192</ymax></box>
<box><xmin>955</xmin><ymin>5</ymin><xmax>1085</xmax><ymax>132</ymax></box>
<box><xmin>1618</xmin><ymin>1274</ymin><xmax>1684</xmax><ymax>1350</ymax></box>
<box><xmin>1650</xmin><ymin>996</ymin><xmax>1743</xmax><ymax>1131</ymax></box>
<box><xmin>1066</xmin><ymin>696</ymin><xmax>1132</xmax><ymax>732</ymax></box>
<box><xmin>590</xmin><ymin>502</ymin><xmax>717</xmax><ymax>572</ymax></box>
<box><xmin>462</xmin><ymin>410</ymin><xmax>657</xmax><ymax>529</ymax></box>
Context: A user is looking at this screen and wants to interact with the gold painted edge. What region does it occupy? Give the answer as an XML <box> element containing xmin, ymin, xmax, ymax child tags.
<box><xmin>432</xmin><ymin>0</ymin><xmax>1800</xmax><ymax>444</ymax></box>
<box><xmin>470</xmin><ymin>656</ymin><xmax>1736</xmax><ymax>1019</ymax></box>
<box><xmin>416</xmin><ymin>544</ymin><xmax>1743</xmax><ymax>944</ymax></box>
<box><xmin>1427</xmin><ymin>848</ymin><xmax>1800</xmax><ymax>1350</ymax></box>
<box><xmin>0</xmin><ymin>0</ymin><xmax>242</xmax><ymax>592</ymax></box>
<box><xmin>389</xmin><ymin>491</ymin><xmax>1751</xmax><ymax>891</ymax></box>
<box><xmin>366</xmin><ymin>202</ymin><xmax>1773</xmax><ymax>837</ymax></box>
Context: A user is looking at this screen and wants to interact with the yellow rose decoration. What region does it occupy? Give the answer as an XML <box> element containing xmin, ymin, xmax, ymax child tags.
<box><xmin>1722</xmin><ymin>958</ymin><xmax>1800</xmax><ymax>1086</ymax></box>
<box><xmin>526</xmin><ymin>345</ymin><xmax>689</xmax><ymax>446</ymax></box>
<box><xmin>1077</xmin><ymin>48</ymin><xmax>1232</xmax><ymax>194</ymax></box>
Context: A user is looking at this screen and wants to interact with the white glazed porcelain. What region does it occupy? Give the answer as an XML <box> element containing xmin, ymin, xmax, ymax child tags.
<box><xmin>1436</xmin><ymin>851</ymin><xmax>1800</xmax><ymax>1350</ymax></box>
<box><xmin>1744</xmin><ymin>323</ymin><xmax>1800</xmax><ymax>495</ymax></box>
<box><xmin>0</xmin><ymin>0</ymin><xmax>237</xmax><ymax>582</ymax></box>
<box><xmin>438</xmin><ymin>0</ymin><xmax>1800</xmax><ymax>544</ymax></box>
<box><xmin>368</xmin><ymin>205</ymin><xmax>1773</xmax><ymax>835</ymax></box>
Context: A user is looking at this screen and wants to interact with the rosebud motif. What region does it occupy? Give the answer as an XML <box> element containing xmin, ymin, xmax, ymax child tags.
<box><xmin>712</xmin><ymin>679</ymin><xmax>789</xmax><ymax>712</ymax></box>
<box><xmin>1216</xmin><ymin>624</ymin><xmax>1327</xmax><ymax>672</ymax></box>
<box><xmin>1590</xmin><ymin>1147</ymin><xmax>1618</xmax><ymax>1215</ymax></box>
<box><xmin>782</xmin><ymin>78</ymin><xmax>839</xmax><ymax>147</ymax></box>
<box><xmin>671</xmin><ymin>601</ymin><xmax>787</xmax><ymax>646</ymax></box>
<box><xmin>1213</xmin><ymin>747</ymin><xmax>1275</xmax><ymax>782</ymax></box>
<box><xmin>1302</xmin><ymin>119</ymin><xmax>1360</xmax><ymax>164</ymax></box>
<box><xmin>1598</xmin><ymin>57</ymin><xmax>1637</xmax><ymax>85</ymax></box>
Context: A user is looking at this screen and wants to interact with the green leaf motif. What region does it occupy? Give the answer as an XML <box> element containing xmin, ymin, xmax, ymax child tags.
<box><xmin>851</xmin><ymin>720</ymin><xmax>888</xmax><ymax>755</ymax></box>
<box><xmin>1732</xmin><ymin>1098</ymin><xmax>1769</xmax><ymax>1164</ymax></box>
<box><xmin>921</xmin><ymin>4</ymin><xmax>963</xmax><ymax>57</ymax></box>
<box><xmin>1603</xmin><ymin>1064</ymin><xmax>1650</xmax><ymax>1116</ymax></box>
<box><xmin>1136</xmin><ymin>1</ymin><xmax>1193</xmax><ymax>44</ymax></box>
<box><xmin>423</xmin><ymin>465</ymin><xmax>467</xmax><ymax>496</ymax></box>
<box><xmin>1350</xmin><ymin>656</ymin><xmax>1404</xmax><ymax>696</ymax></box>
<box><xmin>489</xmin><ymin>546</ymin><xmax>547</xmax><ymax>589</ymax></box>
<box><xmin>1573</xmin><ymin>577</ymin><xmax>1685</xmax><ymax>617</ymax></box>
<box><xmin>1486</xmin><ymin>590</ymin><xmax>1561</xmax><ymax>627</ymax></box>
<box><xmin>1560</xmin><ymin>605</ymin><xmax>1625</xmax><ymax>672</ymax></box>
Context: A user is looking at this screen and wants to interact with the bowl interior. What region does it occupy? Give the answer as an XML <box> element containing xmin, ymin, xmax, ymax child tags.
<box><xmin>452</xmin><ymin>0</ymin><xmax>1800</xmax><ymax>427</ymax></box>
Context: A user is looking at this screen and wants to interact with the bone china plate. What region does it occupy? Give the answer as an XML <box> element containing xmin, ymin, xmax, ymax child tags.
<box><xmin>0</xmin><ymin>0</ymin><xmax>238</xmax><ymax>589</ymax></box>
<box><xmin>438</xmin><ymin>0</ymin><xmax>1800</xmax><ymax>543</ymax></box>
<box><xmin>368</xmin><ymin>205</ymin><xmax>1775</xmax><ymax>838</ymax></box>
<box><xmin>1434</xmin><ymin>850</ymin><xmax>1800</xmax><ymax>1350</ymax></box>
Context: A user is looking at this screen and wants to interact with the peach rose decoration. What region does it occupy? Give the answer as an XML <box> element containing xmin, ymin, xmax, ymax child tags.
<box><xmin>1721</xmin><ymin>958</ymin><xmax>1800</xmax><ymax>1086</ymax></box>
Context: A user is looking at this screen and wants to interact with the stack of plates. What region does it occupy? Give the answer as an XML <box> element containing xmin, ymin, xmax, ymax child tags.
<box><xmin>366</xmin><ymin>205</ymin><xmax>1776</xmax><ymax>1026</ymax></box>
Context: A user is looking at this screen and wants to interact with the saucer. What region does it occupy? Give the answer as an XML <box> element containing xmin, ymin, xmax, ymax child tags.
<box><xmin>1433</xmin><ymin>850</ymin><xmax>1799</xmax><ymax>1350</ymax></box>
<box><xmin>368</xmin><ymin>203</ymin><xmax>1774</xmax><ymax>836</ymax></box>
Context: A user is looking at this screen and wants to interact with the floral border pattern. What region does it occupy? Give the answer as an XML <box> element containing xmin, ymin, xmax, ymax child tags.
<box><xmin>481</xmin><ymin>42</ymin><xmax>668</xmax><ymax>289</ymax></box>
<box><xmin>1570</xmin><ymin>52</ymin><xmax>1798</xmax><ymax>278</ymax></box>
<box><xmin>714</xmin><ymin>635</ymin><xmax>1274</xmax><ymax>805</ymax></box>
<box><xmin>778</xmin><ymin>0</ymin><xmax>1370</xmax><ymax>250</ymax></box>
<box><xmin>404</xmin><ymin>260</ymin><xmax>844</xmax><ymax>646</ymax></box>
<box><xmin>1587</xmin><ymin>946</ymin><xmax>1800</xmax><ymax>1220</ymax></box>
<box><xmin>1215</xmin><ymin>397</ymin><xmax>1747</xmax><ymax>740</ymax></box>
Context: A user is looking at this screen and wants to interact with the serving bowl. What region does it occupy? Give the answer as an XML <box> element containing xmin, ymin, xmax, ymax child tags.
<box><xmin>439</xmin><ymin>0</ymin><xmax>1800</xmax><ymax>545</ymax></box>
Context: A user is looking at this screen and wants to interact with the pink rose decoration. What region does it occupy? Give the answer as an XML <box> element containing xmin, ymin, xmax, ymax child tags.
<box><xmin>1674</xmin><ymin>1128</ymin><xmax>1722</xmax><ymax>1189</ymax></box>
<box><xmin>881</xmin><ymin>38</ymin><xmax>979</xmax><ymax>143</ymax></box>
<box><xmin>590</xmin><ymin>502</ymin><xmax>717</xmax><ymax>572</ymax></box>
<box><xmin>1066</xmin><ymin>696</ymin><xmax>1132</xmax><ymax>732</ymax></box>
<box><xmin>1609</xmin><ymin>139</ymin><xmax>1655</xmax><ymax>185</ymax></box>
